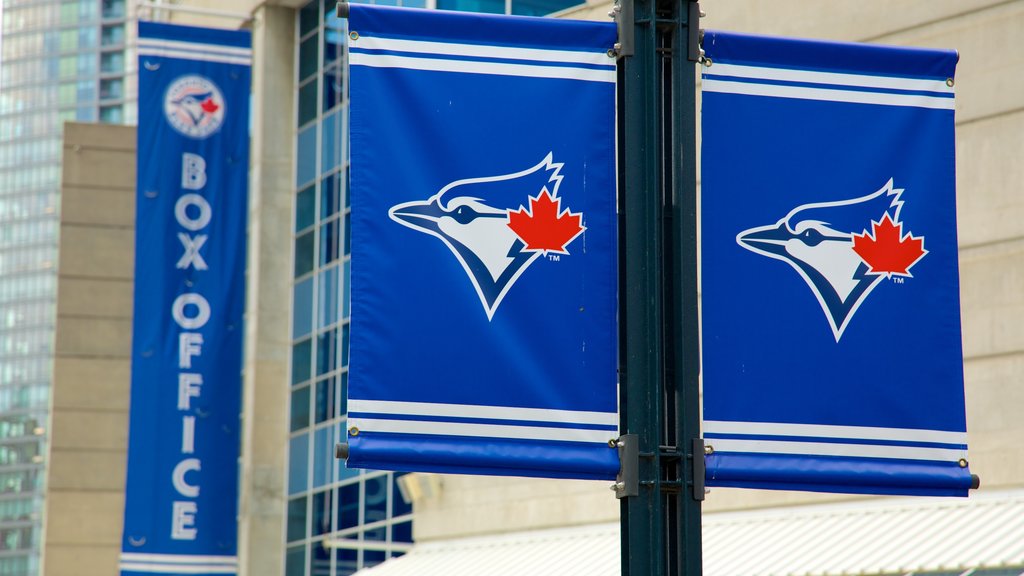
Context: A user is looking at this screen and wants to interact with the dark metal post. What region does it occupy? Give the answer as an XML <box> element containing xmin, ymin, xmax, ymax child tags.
<box><xmin>619</xmin><ymin>0</ymin><xmax>702</xmax><ymax>574</ymax></box>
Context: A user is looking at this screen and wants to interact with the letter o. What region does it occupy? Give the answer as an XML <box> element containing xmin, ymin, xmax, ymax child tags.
<box><xmin>172</xmin><ymin>293</ymin><xmax>210</xmax><ymax>330</ymax></box>
<box><xmin>172</xmin><ymin>458</ymin><xmax>201</xmax><ymax>498</ymax></box>
<box><xmin>175</xmin><ymin>193</ymin><xmax>212</xmax><ymax>231</ymax></box>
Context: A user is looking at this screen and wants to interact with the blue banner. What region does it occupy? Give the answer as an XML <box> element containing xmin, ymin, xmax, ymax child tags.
<box><xmin>346</xmin><ymin>5</ymin><xmax>619</xmax><ymax>480</ymax></box>
<box><xmin>701</xmin><ymin>31</ymin><xmax>971</xmax><ymax>496</ymax></box>
<box><xmin>121</xmin><ymin>22</ymin><xmax>250</xmax><ymax>575</ymax></box>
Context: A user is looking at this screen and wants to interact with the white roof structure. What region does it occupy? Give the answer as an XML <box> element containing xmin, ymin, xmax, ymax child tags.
<box><xmin>353</xmin><ymin>489</ymin><xmax>1024</xmax><ymax>576</ymax></box>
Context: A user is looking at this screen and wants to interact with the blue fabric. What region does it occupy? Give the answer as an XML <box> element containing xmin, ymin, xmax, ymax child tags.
<box><xmin>701</xmin><ymin>32</ymin><xmax>970</xmax><ymax>496</ymax></box>
<box><xmin>346</xmin><ymin>5</ymin><xmax>618</xmax><ymax>480</ymax></box>
<box><xmin>123</xmin><ymin>22</ymin><xmax>250</xmax><ymax>572</ymax></box>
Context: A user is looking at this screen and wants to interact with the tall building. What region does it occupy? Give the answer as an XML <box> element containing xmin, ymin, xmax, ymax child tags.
<box><xmin>0</xmin><ymin>1</ymin><xmax>132</xmax><ymax>573</ymax></box>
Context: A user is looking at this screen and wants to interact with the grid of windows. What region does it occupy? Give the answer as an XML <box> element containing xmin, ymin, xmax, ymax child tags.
<box><xmin>289</xmin><ymin>3</ymin><xmax>413</xmax><ymax>575</ymax></box>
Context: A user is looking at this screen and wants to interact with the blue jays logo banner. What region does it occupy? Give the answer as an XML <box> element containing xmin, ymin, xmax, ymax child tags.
<box><xmin>346</xmin><ymin>5</ymin><xmax>618</xmax><ymax>480</ymax></box>
<box><xmin>701</xmin><ymin>31</ymin><xmax>971</xmax><ymax>496</ymax></box>
<box><xmin>122</xmin><ymin>22</ymin><xmax>250</xmax><ymax>575</ymax></box>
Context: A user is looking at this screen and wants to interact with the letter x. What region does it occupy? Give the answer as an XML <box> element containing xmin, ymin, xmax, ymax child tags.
<box><xmin>176</xmin><ymin>233</ymin><xmax>209</xmax><ymax>270</ymax></box>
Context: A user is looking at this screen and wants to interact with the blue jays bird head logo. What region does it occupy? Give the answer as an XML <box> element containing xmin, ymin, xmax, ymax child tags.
<box><xmin>389</xmin><ymin>153</ymin><xmax>585</xmax><ymax>319</ymax></box>
<box><xmin>164</xmin><ymin>75</ymin><xmax>225</xmax><ymax>139</ymax></box>
<box><xmin>737</xmin><ymin>179</ymin><xmax>927</xmax><ymax>341</ymax></box>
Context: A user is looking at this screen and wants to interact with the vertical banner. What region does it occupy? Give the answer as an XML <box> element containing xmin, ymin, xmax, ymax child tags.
<box><xmin>346</xmin><ymin>5</ymin><xmax>619</xmax><ymax>480</ymax></box>
<box><xmin>701</xmin><ymin>31</ymin><xmax>971</xmax><ymax>496</ymax></box>
<box><xmin>121</xmin><ymin>22</ymin><xmax>250</xmax><ymax>575</ymax></box>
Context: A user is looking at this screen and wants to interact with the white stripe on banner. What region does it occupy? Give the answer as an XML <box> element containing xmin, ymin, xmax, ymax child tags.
<box><xmin>355</xmin><ymin>36</ymin><xmax>612</xmax><ymax>68</ymax></box>
<box><xmin>708</xmin><ymin>438</ymin><xmax>967</xmax><ymax>462</ymax></box>
<box><xmin>349</xmin><ymin>399</ymin><xmax>618</xmax><ymax>427</ymax></box>
<box><xmin>119</xmin><ymin>564</ymin><xmax>235</xmax><ymax>575</ymax></box>
<box><xmin>138</xmin><ymin>48</ymin><xmax>252</xmax><ymax>66</ymax></box>
<box><xmin>350</xmin><ymin>52</ymin><xmax>615</xmax><ymax>83</ymax></box>
<box><xmin>703</xmin><ymin>420</ymin><xmax>967</xmax><ymax>445</ymax></box>
<box><xmin>702</xmin><ymin>78</ymin><xmax>955</xmax><ymax>110</ymax></box>
<box><xmin>348</xmin><ymin>417</ymin><xmax>616</xmax><ymax>444</ymax></box>
<box><xmin>137</xmin><ymin>38</ymin><xmax>252</xmax><ymax>57</ymax></box>
<box><xmin>708</xmin><ymin>63</ymin><xmax>954</xmax><ymax>94</ymax></box>
<box><xmin>120</xmin><ymin>554</ymin><xmax>238</xmax><ymax>565</ymax></box>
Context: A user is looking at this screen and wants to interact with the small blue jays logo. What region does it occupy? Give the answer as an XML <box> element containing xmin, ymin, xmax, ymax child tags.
<box><xmin>738</xmin><ymin>179</ymin><xmax>927</xmax><ymax>341</ymax></box>
<box><xmin>390</xmin><ymin>153</ymin><xmax>585</xmax><ymax>319</ymax></box>
<box><xmin>164</xmin><ymin>75</ymin><xmax>225</xmax><ymax>139</ymax></box>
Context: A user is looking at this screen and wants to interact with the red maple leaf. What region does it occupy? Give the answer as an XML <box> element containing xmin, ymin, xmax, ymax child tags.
<box><xmin>200</xmin><ymin>97</ymin><xmax>219</xmax><ymax>114</ymax></box>
<box><xmin>852</xmin><ymin>213</ymin><xmax>927</xmax><ymax>276</ymax></box>
<box><xmin>507</xmin><ymin>187</ymin><xmax>585</xmax><ymax>254</ymax></box>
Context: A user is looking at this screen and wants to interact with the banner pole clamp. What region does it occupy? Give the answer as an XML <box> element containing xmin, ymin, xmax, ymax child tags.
<box><xmin>607</xmin><ymin>0</ymin><xmax>633</xmax><ymax>58</ymax></box>
<box><xmin>336</xmin><ymin>2</ymin><xmax>350</xmax><ymax>19</ymax></box>
<box><xmin>612</xmin><ymin>434</ymin><xmax>639</xmax><ymax>498</ymax></box>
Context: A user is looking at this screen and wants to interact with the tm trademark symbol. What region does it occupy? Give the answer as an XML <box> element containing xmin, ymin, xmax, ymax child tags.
<box><xmin>891</xmin><ymin>276</ymin><xmax>905</xmax><ymax>285</ymax></box>
<box><xmin>547</xmin><ymin>254</ymin><xmax>561</xmax><ymax>262</ymax></box>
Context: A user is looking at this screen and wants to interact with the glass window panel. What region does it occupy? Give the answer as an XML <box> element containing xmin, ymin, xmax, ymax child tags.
<box><xmin>287</xmin><ymin>496</ymin><xmax>308</xmax><ymax>541</ymax></box>
<box><xmin>296</xmin><ymin>125</ymin><xmax>317</xmax><ymax>186</ymax></box>
<box><xmin>60</xmin><ymin>30</ymin><xmax>77</xmax><ymax>52</ymax></box>
<box><xmin>103</xmin><ymin>0</ymin><xmax>126</xmax><ymax>18</ymax></box>
<box><xmin>299</xmin><ymin>1</ymin><xmax>319</xmax><ymax>36</ymax></box>
<box><xmin>324</xmin><ymin>29</ymin><xmax>343</xmax><ymax>67</ymax></box>
<box><xmin>312</xmin><ymin>540</ymin><xmax>331</xmax><ymax>576</ymax></box>
<box><xmin>290</xmin><ymin>385</ymin><xmax>310</xmax><ymax>432</ymax></box>
<box><xmin>392</xmin><ymin>519</ymin><xmax>412</xmax><ymax>543</ymax></box>
<box><xmin>319</xmin><ymin>219</ymin><xmax>339</xmax><ymax>267</ymax></box>
<box><xmin>299</xmin><ymin>33</ymin><xmax>319</xmax><ymax>82</ymax></box>
<box><xmin>76</xmin><ymin>107</ymin><xmax>96</xmax><ymax>122</ymax></box>
<box><xmin>80</xmin><ymin>27</ymin><xmax>98</xmax><ymax>49</ymax></box>
<box><xmin>511</xmin><ymin>0</ymin><xmax>581</xmax><ymax>15</ymax></box>
<box><xmin>313</xmin><ymin>426</ymin><xmax>333</xmax><ymax>488</ymax></box>
<box><xmin>316</xmin><ymin>328</ymin><xmax>336</xmax><ymax>377</ymax></box>
<box><xmin>335</xmin><ymin>548</ymin><xmax>357</xmax><ymax>576</ymax></box>
<box><xmin>320</xmin><ymin>173</ymin><xmax>339</xmax><ymax>219</ymax></box>
<box><xmin>294</xmin><ymin>229</ymin><xmax>315</xmax><ymax>278</ymax></box>
<box><xmin>293</xmin><ymin>276</ymin><xmax>313</xmax><ymax>339</ymax></box>
<box><xmin>315</xmin><ymin>376</ymin><xmax>335</xmax><ymax>424</ymax></box>
<box><xmin>436</xmin><ymin>0</ymin><xmax>504</xmax><ymax>12</ymax></box>
<box><xmin>99</xmin><ymin>78</ymin><xmax>122</xmax><ymax>100</ymax></box>
<box><xmin>298</xmin><ymin>79</ymin><xmax>318</xmax><ymax>128</ymax></box>
<box><xmin>321</xmin><ymin>109</ymin><xmax>342</xmax><ymax>175</ymax></box>
<box><xmin>337</xmin><ymin>483</ymin><xmax>359</xmax><ymax>531</ymax></box>
<box><xmin>363</xmin><ymin>475</ymin><xmax>388</xmax><ymax>532</ymax></box>
<box><xmin>100</xmin><ymin>51</ymin><xmax>124</xmax><ymax>73</ymax></box>
<box><xmin>99</xmin><ymin>105</ymin><xmax>122</xmax><ymax>124</ymax></box>
<box><xmin>285</xmin><ymin>545</ymin><xmax>306</xmax><ymax>576</ymax></box>
<box><xmin>364</xmin><ymin>550</ymin><xmax>386</xmax><ymax>567</ymax></box>
<box><xmin>101</xmin><ymin>24</ymin><xmax>124</xmax><ymax>46</ymax></box>
<box><xmin>317</xmin><ymin>265</ymin><xmax>338</xmax><ymax>329</ymax></box>
<box><xmin>343</xmin><ymin>211</ymin><xmax>351</xmax><ymax>256</ymax></box>
<box><xmin>296</xmin><ymin>184</ymin><xmax>315</xmax><ymax>231</ymax></box>
<box><xmin>311</xmin><ymin>489</ymin><xmax>331</xmax><ymax>536</ymax></box>
<box><xmin>288</xmin><ymin>433</ymin><xmax>309</xmax><ymax>495</ymax></box>
<box><xmin>341</xmin><ymin>323</ymin><xmax>350</xmax><ymax>368</ymax></box>
<box><xmin>323</xmin><ymin>66</ymin><xmax>342</xmax><ymax>113</ymax></box>
<box><xmin>392</xmin><ymin>476</ymin><xmax>411</xmax><ymax>517</ymax></box>
<box><xmin>339</xmin><ymin>372</ymin><xmax>348</xmax><ymax>415</ymax></box>
<box><xmin>342</xmin><ymin>259</ymin><xmax>351</xmax><ymax>318</ymax></box>
<box><xmin>403</xmin><ymin>0</ymin><xmax>427</xmax><ymax>7</ymax></box>
<box><xmin>344</xmin><ymin>165</ymin><xmax>351</xmax><ymax>209</ymax></box>
<box><xmin>292</xmin><ymin>338</ymin><xmax>312</xmax><ymax>385</ymax></box>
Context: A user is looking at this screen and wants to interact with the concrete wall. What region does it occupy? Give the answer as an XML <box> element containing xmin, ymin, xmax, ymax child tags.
<box><xmin>410</xmin><ymin>0</ymin><xmax>1024</xmax><ymax>540</ymax></box>
<box><xmin>237</xmin><ymin>5</ymin><xmax>296</xmax><ymax>576</ymax></box>
<box><xmin>43</xmin><ymin>123</ymin><xmax>136</xmax><ymax>576</ymax></box>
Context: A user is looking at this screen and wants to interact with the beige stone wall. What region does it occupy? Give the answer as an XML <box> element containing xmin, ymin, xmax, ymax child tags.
<box><xmin>237</xmin><ymin>5</ymin><xmax>296</xmax><ymax>576</ymax></box>
<box><xmin>410</xmin><ymin>0</ymin><xmax>1024</xmax><ymax>539</ymax></box>
<box><xmin>43</xmin><ymin>123</ymin><xmax>136</xmax><ymax>576</ymax></box>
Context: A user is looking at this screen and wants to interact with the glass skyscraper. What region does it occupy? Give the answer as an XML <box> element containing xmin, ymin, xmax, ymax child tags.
<box><xmin>0</xmin><ymin>1</ymin><xmax>131</xmax><ymax>573</ymax></box>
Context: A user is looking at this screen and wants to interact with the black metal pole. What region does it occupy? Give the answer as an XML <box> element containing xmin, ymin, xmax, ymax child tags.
<box><xmin>619</xmin><ymin>0</ymin><xmax>702</xmax><ymax>574</ymax></box>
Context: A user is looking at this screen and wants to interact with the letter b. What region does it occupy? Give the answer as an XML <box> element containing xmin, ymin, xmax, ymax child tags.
<box><xmin>182</xmin><ymin>153</ymin><xmax>207</xmax><ymax>190</ymax></box>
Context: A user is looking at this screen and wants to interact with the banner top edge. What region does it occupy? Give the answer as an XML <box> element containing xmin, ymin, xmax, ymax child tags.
<box><xmin>703</xmin><ymin>29</ymin><xmax>958</xmax><ymax>80</ymax></box>
<box><xmin>138</xmin><ymin>20</ymin><xmax>251</xmax><ymax>49</ymax></box>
